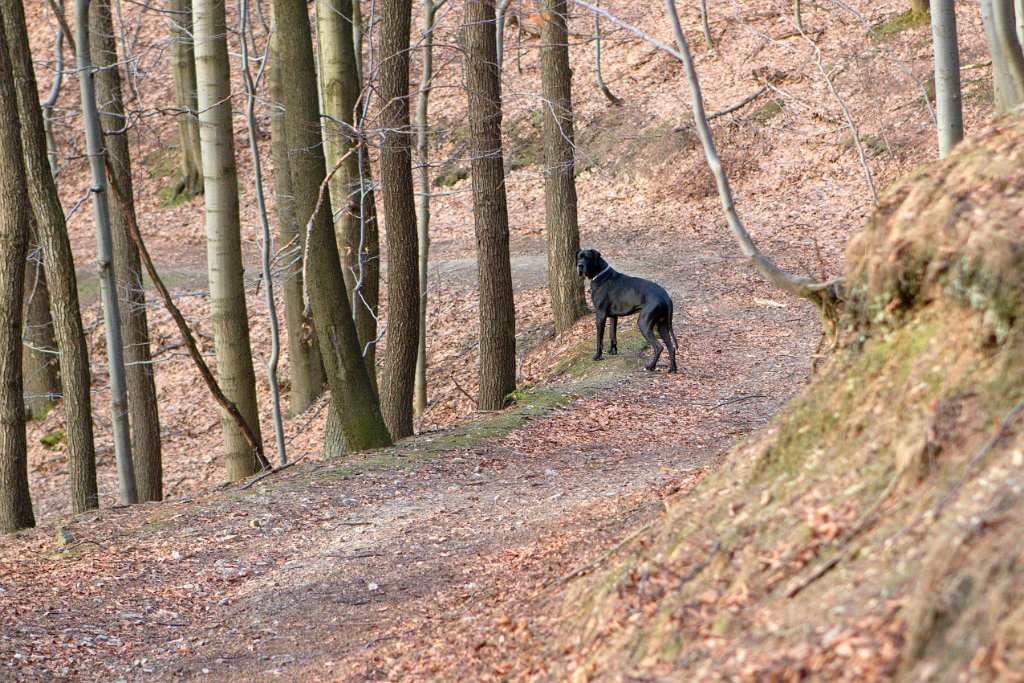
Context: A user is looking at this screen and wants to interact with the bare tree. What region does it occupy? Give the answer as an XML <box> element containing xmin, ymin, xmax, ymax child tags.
<box><xmin>89</xmin><ymin>0</ymin><xmax>162</xmax><ymax>502</ymax></box>
<box><xmin>193</xmin><ymin>0</ymin><xmax>265</xmax><ymax>480</ymax></box>
<box><xmin>22</xmin><ymin>224</ymin><xmax>60</xmax><ymax>421</ymax></box>
<box><xmin>75</xmin><ymin>0</ymin><xmax>138</xmax><ymax>506</ymax></box>
<box><xmin>378</xmin><ymin>0</ymin><xmax>420</xmax><ymax>438</ymax></box>
<box><xmin>541</xmin><ymin>0</ymin><xmax>587</xmax><ymax>333</ymax></box>
<box><xmin>169</xmin><ymin>0</ymin><xmax>203</xmax><ymax>198</ymax></box>
<box><xmin>464</xmin><ymin>0</ymin><xmax>517</xmax><ymax>410</ymax></box>
<box><xmin>931</xmin><ymin>0</ymin><xmax>963</xmax><ymax>157</ymax></box>
<box><xmin>317</xmin><ymin>0</ymin><xmax>381</xmax><ymax>386</ymax></box>
<box><xmin>0</xmin><ymin>21</ymin><xmax>34</xmax><ymax>533</ymax></box>
<box><xmin>593</xmin><ymin>1</ymin><xmax>621</xmax><ymax>105</ymax></box>
<box><xmin>981</xmin><ymin>0</ymin><xmax>1024</xmax><ymax>111</ymax></box>
<box><xmin>273</xmin><ymin>0</ymin><xmax>392</xmax><ymax>454</ymax></box>
<box><xmin>414</xmin><ymin>0</ymin><xmax>447</xmax><ymax>418</ymax></box>
<box><xmin>268</xmin><ymin>5</ymin><xmax>326</xmax><ymax>416</ymax></box>
<box><xmin>3</xmin><ymin>0</ymin><xmax>99</xmax><ymax>512</ymax></box>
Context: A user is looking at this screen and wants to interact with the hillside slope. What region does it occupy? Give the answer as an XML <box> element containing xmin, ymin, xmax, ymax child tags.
<box><xmin>560</xmin><ymin>118</ymin><xmax>1024</xmax><ymax>681</ymax></box>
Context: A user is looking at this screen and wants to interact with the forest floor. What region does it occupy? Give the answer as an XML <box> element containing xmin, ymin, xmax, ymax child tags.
<box><xmin>2</xmin><ymin>220</ymin><xmax>821</xmax><ymax>679</ymax></box>
<box><xmin>1</xmin><ymin>0</ymin><xmax>1001</xmax><ymax>678</ymax></box>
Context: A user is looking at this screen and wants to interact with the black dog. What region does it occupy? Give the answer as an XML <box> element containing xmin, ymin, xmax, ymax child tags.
<box><xmin>576</xmin><ymin>249</ymin><xmax>677</xmax><ymax>373</ymax></box>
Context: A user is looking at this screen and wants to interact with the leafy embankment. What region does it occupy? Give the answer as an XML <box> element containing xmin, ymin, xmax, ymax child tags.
<box><xmin>560</xmin><ymin>120</ymin><xmax>1024</xmax><ymax>680</ymax></box>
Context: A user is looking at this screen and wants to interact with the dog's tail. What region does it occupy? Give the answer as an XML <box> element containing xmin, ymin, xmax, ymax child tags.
<box><xmin>668</xmin><ymin>301</ymin><xmax>679</xmax><ymax>351</ymax></box>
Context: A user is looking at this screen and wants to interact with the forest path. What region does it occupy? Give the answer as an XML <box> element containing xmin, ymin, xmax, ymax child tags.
<box><xmin>2</xmin><ymin>227</ymin><xmax>820</xmax><ymax>681</ymax></box>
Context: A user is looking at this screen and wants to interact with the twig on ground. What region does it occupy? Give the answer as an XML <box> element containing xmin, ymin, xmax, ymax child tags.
<box><xmin>551</xmin><ymin>520</ymin><xmax>656</xmax><ymax>586</ymax></box>
<box><xmin>450</xmin><ymin>372</ymin><xmax>478</xmax><ymax>407</ymax></box>
<box><xmin>238</xmin><ymin>458</ymin><xmax>303</xmax><ymax>490</ymax></box>
<box><xmin>711</xmin><ymin>394</ymin><xmax>767</xmax><ymax>409</ymax></box>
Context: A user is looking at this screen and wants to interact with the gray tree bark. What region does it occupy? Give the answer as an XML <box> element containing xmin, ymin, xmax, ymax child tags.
<box><xmin>541</xmin><ymin>0</ymin><xmax>587</xmax><ymax>334</ymax></box>
<box><xmin>464</xmin><ymin>0</ymin><xmax>517</xmax><ymax>410</ymax></box>
<box><xmin>2</xmin><ymin>0</ymin><xmax>98</xmax><ymax>512</ymax></box>
<box><xmin>169</xmin><ymin>0</ymin><xmax>203</xmax><ymax>198</ymax></box>
<box><xmin>982</xmin><ymin>0</ymin><xmax>1024</xmax><ymax>112</ymax></box>
<box><xmin>22</xmin><ymin>223</ymin><xmax>60</xmax><ymax>421</ymax></box>
<box><xmin>415</xmin><ymin>0</ymin><xmax>443</xmax><ymax>418</ymax></box>
<box><xmin>75</xmin><ymin>0</ymin><xmax>138</xmax><ymax>506</ymax></box>
<box><xmin>0</xmin><ymin>24</ymin><xmax>35</xmax><ymax>533</ymax></box>
<box><xmin>193</xmin><ymin>0</ymin><xmax>265</xmax><ymax>480</ymax></box>
<box><xmin>90</xmin><ymin>0</ymin><xmax>163</xmax><ymax>502</ymax></box>
<box><xmin>378</xmin><ymin>0</ymin><xmax>420</xmax><ymax>438</ymax></box>
<box><xmin>316</xmin><ymin>0</ymin><xmax>380</xmax><ymax>387</ymax></box>
<box><xmin>268</xmin><ymin>7</ymin><xmax>326</xmax><ymax>417</ymax></box>
<box><xmin>273</xmin><ymin>0</ymin><xmax>392</xmax><ymax>454</ymax></box>
<box><xmin>930</xmin><ymin>0</ymin><xmax>963</xmax><ymax>157</ymax></box>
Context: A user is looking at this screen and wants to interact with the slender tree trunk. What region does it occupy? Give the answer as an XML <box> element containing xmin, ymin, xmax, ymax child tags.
<box><xmin>0</xmin><ymin>27</ymin><xmax>34</xmax><ymax>533</ymax></box>
<box><xmin>169</xmin><ymin>0</ymin><xmax>203</xmax><ymax>198</ymax></box>
<box><xmin>2</xmin><ymin>0</ymin><xmax>98</xmax><ymax>512</ymax></box>
<box><xmin>931</xmin><ymin>0</ymin><xmax>963</xmax><ymax>158</ymax></box>
<box><xmin>22</xmin><ymin>223</ymin><xmax>60</xmax><ymax>421</ymax></box>
<box><xmin>75</xmin><ymin>0</ymin><xmax>138</xmax><ymax>506</ymax></box>
<box><xmin>269</xmin><ymin>5</ymin><xmax>326</xmax><ymax>416</ymax></box>
<box><xmin>414</xmin><ymin>0</ymin><xmax>441</xmax><ymax>418</ymax></box>
<box><xmin>377</xmin><ymin>0</ymin><xmax>419</xmax><ymax>438</ymax></box>
<box><xmin>193</xmin><ymin>0</ymin><xmax>265</xmax><ymax>480</ymax></box>
<box><xmin>316</xmin><ymin>0</ymin><xmax>380</xmax><ymax>386</ymax></box>
<box><xmin>90</xmin><ymin>0</ymin><xmax>162</xmax><ymax>502</ymax></box>
<box><xmin>496</xmin><ymin>0</ymin><xmax>512</xmax><ymax>77</ymax></box>
<box><xmin>982</xmin><ymin>0</ymin><xmax>1024</xmax><ymax>112</ymax></box>
<box><xmin>541</xmin><ymin>0</ymin><xmax>587</xmax><ymax>334</ymax></box>
<box><xmin>464</xmin><ymin>0</ymin><xmax>517</xmax><ymax>411</ymax></box>
<box><xmin>273</xmin><ymin>0</ymin><xmax>391</xmax><ymax>454</ymax></box>
<box><xmin>239</xmin><ymin>0</ymin><xmax>286</xmax><ymax>466</ymax></box>
<box><xmin>699</xmin><ymin>0</ymin><xmax>714</xmax><ymax>49</ymax></box>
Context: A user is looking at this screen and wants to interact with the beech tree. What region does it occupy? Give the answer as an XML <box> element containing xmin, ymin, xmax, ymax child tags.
<box><xmin>316</xmin><ymin>0</ymin><xmax>380</xmax><ymax>386</ymax></box>
<box><xmin>540</xmin><ymin>0</ymin><xmax>587</xmax><ymax>333</ymax></box>
<box><xmin>981</xmin><ymin>0</ymin><xmax>1024</xmax><ymax>111</ymax></box>
<box><xmin>90</xmin><ymin>0</ymin><xmax>163</xmax><ymax>501</ymax></box>
<box><xmin>378</xmin><ymin>0</ymin><xmax>420</xmax><ymax>438</ymax></box>
<box><xmin>22</xmin><ymin>224</ymin><xmax>60</xmax><ymax>422</ymax></box>
<box><xmin>269</xmin><ymin>5</ymin><xmax>326</xmax><ymax>415</ymax></box>
<box><xmin>273</xmin><ymin>0</ymin><xmax>392</xmax><ymax>454</ymax></box>
<box><xmin>930</xmin><ymin>0</ymin><xmax>963</xmax><ymax>157</ymax></box>
<box><xmin>3</xmin><ymin>0</ymin><xmax>98</xmax><ymax>512</ymax></box>
<box><xmin>464</xmin><ymin>0</ymin><xmax>517</xmax><ymax>410</ymax></box>
<box><xmin>169</xmin><ymin>0</ymin><xmax>203</xmax><ymax>198</ymax></box>
<box><xmin>0</xmin><ymin>18</ymin><xmax>34</xmax><ymax>532</ymax></box>
<box><xmin>193</xmin><ymin>0</ymin><xmax>265</xmax><ymax>480</ymax></box>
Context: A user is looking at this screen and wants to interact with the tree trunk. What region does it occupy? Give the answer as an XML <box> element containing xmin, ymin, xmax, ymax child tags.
<box><xmin>269</xmin><ymin>5</ymin><xmax>326</xmax><ymax>416</ymax></box>
<box><xmin>415</xmin><ymin>0</ymin><xmax>440</xmax><ymax>418</ymax></box>
<box><xmin>376</xmin><ymin>0</ymin><xmax>420</xmax><ymax>439</ymax></box>
<box><xmin>90</xmin><ymin>0</ymin><xmax>162</xmax><ymax>502</ymax></box>
<box><xmin>75</xmin><ymin>0</ymin><xmax>138</xmax><ymax>506</ymax></box>
<box><xmin>541</xmin><ymin>0</ymin><xmax>587</xmax><ymax>334</ymax></box>
<box><xmin>316</xmin><ymin>0</ymin><xmax>380</xmax><ymax>387</ymax></box>
<box><xmin>273</xmin><ymin>0</ymin><xmax>392</xmax><ymax>454</ymax></box>
<box><xmin>0</xmin><ymin>26</ymin><xmax>35</xmax><ymax>533</ymax></box>
<box><xmin>982</xmin><ymin>0</ymin><xmax>1024</xmax><ymax>112</ymax></box>
<box><xmin>169</xmin><ymin>0</ymin><xmax>203</xmax><ymax>198</ymax></box>
<box><xmin>193</xmin><ymin>0</ymin><xmax>264</xmax><ymax>481</ymax></box>
<box><xmin>22</xmin><ymin>223</ymin><xmax>60</xmax><ymax>421</ymax></box>
<box><xmin>464</xmin><ymin>0</ymin><xmax>517</xmax><ymax>411</ymax></box>
<box><xmin>2</xmin><ymin>0</ymin><xmax>98</xmax><ymax>512</ymax></box>
<box><xmin>931</xmin><ymin>0</ymin><xmax>963</xmax><ymax>158</ymax></box>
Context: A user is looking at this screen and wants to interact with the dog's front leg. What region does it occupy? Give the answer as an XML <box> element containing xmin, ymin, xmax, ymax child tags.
<box><xmin>593</xmin><ymin>311</ymin><xmax>606</xmax><ymax>361</ymax></box>
<box><xmin>609</xmin><ymin>316</ymin><xmax>618</xmax><ymax>355</ymax></box>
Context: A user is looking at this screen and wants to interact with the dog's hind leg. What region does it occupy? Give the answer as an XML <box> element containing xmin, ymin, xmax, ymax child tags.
<box><xmin>609</xmin><ymin>316</ymin><xmax>619</xmax><ymax>355</ymax></box>
<box><xmin>639</xmin><ymin>315</ymin><xmax>663</xmax><ymax>371</ymax></box>
<box><xmin>657</xmin><ymin>322</ymin><xmax>677</xmax><ymax>373</ymax></box>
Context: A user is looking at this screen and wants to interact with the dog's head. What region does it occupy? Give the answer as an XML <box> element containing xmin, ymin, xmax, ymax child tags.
<box><xmin>576</xmin><ymin>249</ymin><xmax>606</xmax><ymax>279</ymax></box>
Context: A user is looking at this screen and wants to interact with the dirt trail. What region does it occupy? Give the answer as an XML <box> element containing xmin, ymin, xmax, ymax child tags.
<box><xmin>1</xmin><ymin>224</ymin><xmax>819</xmax><ymax>681</ymax></box>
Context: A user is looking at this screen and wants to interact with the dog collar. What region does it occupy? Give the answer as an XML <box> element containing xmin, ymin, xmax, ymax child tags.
<box><xmin>590</xmin><ymin>265</ymin><xmax>612</xmax><ymax>283</ymax></box>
